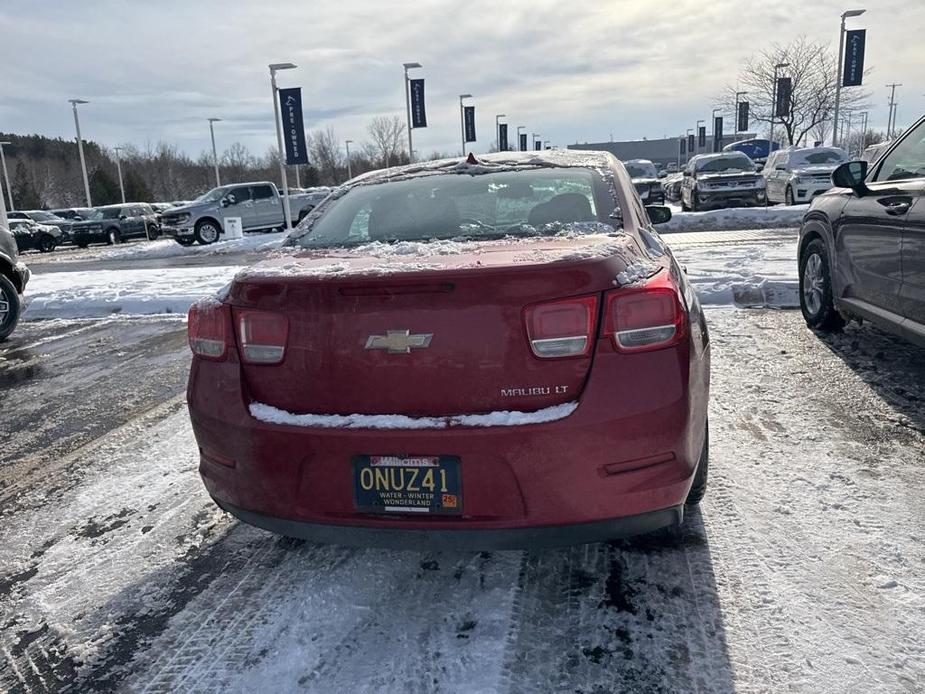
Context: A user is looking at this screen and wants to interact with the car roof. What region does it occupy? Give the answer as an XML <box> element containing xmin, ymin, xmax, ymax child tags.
<box><xmin>691</xmin><ymin>151</ymin><xmax>750</xmax><ymax>162</ymax></box>
<box><xmin>623</xmin><ymin>158</ymin><xmax>654</xmax><ymax>165</ymax></box>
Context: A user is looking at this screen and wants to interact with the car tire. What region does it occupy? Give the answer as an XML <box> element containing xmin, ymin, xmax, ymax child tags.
<box><xmin>785</xmin><ymin>185</ymin><xmax>795</xmax><ymax>206</ymax></box>
<box><xmin>799</xmin><ymin>238</ymin><xmax>845</xmax><ymax>331</ymax></box>
<box><xmin>76</xmin><ymin>242</ymin><xmax>89</xmax><ymax>249</ymax></box>
<box><xmin>195</xmin><ymin>220</ymin><xmax>221</xmax><ymax>245</ymax></box>
<box><xmin>685</xmin><ymin>421</ymin><xmax>709</xmax><ymax>506</ymax></box>
<box><xmin>0</xmin><ymin>273</ymin><xmax>21</xmax><ymax>342</ymax></box>
<box><xmin>38</xmin><ymin>234</ymin><xmax>57</xmax><ymax>253</ymax></box>
<box><xmin>107</xmin><ymin>228</ymin><xmax>121</xmax><ymax>245</ymax></box>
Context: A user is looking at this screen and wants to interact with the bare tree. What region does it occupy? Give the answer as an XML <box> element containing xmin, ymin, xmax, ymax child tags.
<box><xmin>365</xmin><ymin>116</ymin><xmax>406</xmax><ymax>168</ymax></box>
<box><xmin>717</xmin><ymin>36</ymin><xmax>869</xmax><ymax>147</ymax></box>
<box><xmin>308</xmin><ymin>127</ymin><xmax>344</xmax><ymax>185</ymax></box>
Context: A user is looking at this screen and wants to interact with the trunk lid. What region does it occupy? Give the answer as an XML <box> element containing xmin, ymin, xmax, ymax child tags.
<box><xmin>228</xmin><ymin>234</ymin><xmax>654</xmax><ymax>416</ymax></box>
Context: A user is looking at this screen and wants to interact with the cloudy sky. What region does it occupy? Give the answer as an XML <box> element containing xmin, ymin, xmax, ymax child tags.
<box><xmin>0</xmin><ymin>0</ymin><xmax>921</xmax><ymax>160</ymax></box>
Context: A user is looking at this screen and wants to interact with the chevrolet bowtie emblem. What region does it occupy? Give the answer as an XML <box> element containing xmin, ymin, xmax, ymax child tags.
<box><xmin>365</xmin><ymin>330</ymin><xmax>433</xmax><ymax>354</ymax></box>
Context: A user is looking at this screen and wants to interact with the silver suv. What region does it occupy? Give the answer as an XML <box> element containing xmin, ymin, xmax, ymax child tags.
<box><xmin>764</xmin><ymin>147</ymin><xmax>848</xmax><ymax>206</ymax></box>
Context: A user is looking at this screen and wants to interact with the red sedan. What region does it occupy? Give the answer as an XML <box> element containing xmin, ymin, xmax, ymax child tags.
<box><xmin>187</xmin><ymin>151</ymin><xmax>711</xmax><ymax>549</ymax></box>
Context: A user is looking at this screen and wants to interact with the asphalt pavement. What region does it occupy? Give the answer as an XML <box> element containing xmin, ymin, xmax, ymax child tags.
<box><xmin>1</xmin><ymin>238</ymin><xmax>924</xmax><ymax>693</ymax></box>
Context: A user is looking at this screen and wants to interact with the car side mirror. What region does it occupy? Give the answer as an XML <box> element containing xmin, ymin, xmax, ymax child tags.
<box><xmin>119</xmin><ymin>214</ymin><xmax>127</xmax><ymax>220</ymax></box>
<box><xmin>646</xmin><ymin>205</ymin><xmax>672</xmax><ymax>225</ymax></box>
<box><xmin>755</xmin><ymin>164</ymin><xmax>764</xmax><ymax>172</ymax></box>
<box><xmin>832</xmin><ymin>160</ymin><xmax>869</xmax><ymax>195</ymax></box>
<box><xmin>657</xmin><ymin>171</ymin><xmax>667</xmax><ymax>179</ymax></box>
<box><xmin>682</xmin><ymin>170</ymin><xmax>692</xmax><ymax>177</ymax></box>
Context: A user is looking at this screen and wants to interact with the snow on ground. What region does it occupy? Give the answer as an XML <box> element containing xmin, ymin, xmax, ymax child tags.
<box><xmin>661</xmin><ymin>204</ymin><xmax>807</xmax><ymax>232</ymax></box>
<box><xmin>39</xmin><ymin>232</ymin><xmax>287</xmax><ymax>264</ymax></box>
<box><xmin>24</xmin><ymin>266</ymin><xmax>239</xmax><ymax>319</ymax></box>
<box><xmin>670</xmin><ymin>229</ymin><xmax>800</xmax><ymax>309</ymax></box>
<box><xmin>22</xmin><ymin>229</ymin><xmax>801</xmax><ymax>319</ymax></box>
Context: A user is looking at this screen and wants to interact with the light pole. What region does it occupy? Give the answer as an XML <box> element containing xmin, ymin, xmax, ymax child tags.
<box><xmin>69</xmin><ymin>99</ymin><xmax>92</xmax><ymax>207</ymax></box>
<box><xmin>345</xmin><ymin>139</ymin><xmax>353</xmax><ymax>180</ymax></box>
<box><xmin>833</xmin><ymin>9</ymin><xmax>866</xmax><ymax>148</ymax></box>
<box><xmin>886</xmin><ymin>83</ymin><xmax>902</xmax><ymax>138</ymax></box>
<box><xmin>459</xmin><ymin>94</ymin><xmax>473</xmax><ymax>155</ymax></box>
<box><xmin>858</xmin><ymin>111</ymin><xmax>869</xmax><ymax>157</ymax></box>
<box><xmin>495</xmin><ymin>114</ymin><xmax>507</xmax><ymax>151</ymax></box>
<box><xmin>113</xmin><ymin>146</ymin><xmax>126</xmax><ymax>203</ymax></box>
<box><xmin>686</xmin><ymin>128</ymin><xmax>693</xmax><ymax>164</ymax></box>
<box><xmin>403</xmin><ymin>62</ymin><xmax>422</xmax><ymax>163</ymax></box>
<box><xmin>208</xmin><ymin>117</ymin><xmax>222</xmax><ymax>187</ymax></box>
<box><xmin>696</xmin><ymin>120</ymin><xmax>704</xmax><ymax>154</ymax></box>
<box><xmin>269</xmin><ymin>62</ymin><xmax>297</xmax><ymax>231</ymax></box>
<box><xmin>0</xmin><ymin>142</ymin><xmax>13</xmax><ymax>211</ymax></box>
<box><xmin>734</xmin><ymin>92</ymin><xmax>748</xmax><ymax>135</ymax></box>
<box><xmin>516</xmin><ymin>125</ymin><xmax>525</xmax><ymax>151</ymax></box>
<box><xmin>768</xmin><ymin>62</ymin><xmax>790</xmax><ymax>150</ymax></box>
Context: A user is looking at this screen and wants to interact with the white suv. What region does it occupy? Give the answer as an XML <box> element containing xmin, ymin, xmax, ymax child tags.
<box><xmin>763</xmin><ymin>147</ymin><xmax>848</xmax><ymax>205</ymax></box>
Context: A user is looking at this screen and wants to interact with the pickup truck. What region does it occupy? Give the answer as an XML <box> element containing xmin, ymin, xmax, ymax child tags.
<box><xmin>159</xmin><ymin>182</ymin><xmax>328</xmax><ymax>245</ymax></box>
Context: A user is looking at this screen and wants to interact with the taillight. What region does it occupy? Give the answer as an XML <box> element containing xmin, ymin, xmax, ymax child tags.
<box><xmin>237</xmin><ymin>309</ymin><xmax>289</xmax><ymax>364</ymax></box>
<box><xmin>187</xmin><ymin>301</ymin><xmax>230</xmax><ymax>360</ymax></box>
<box><xmin>603</xmin><ymin>271</ymin><xmax>687</xmax><ymax>352</ymax></box>
<box><xmin>524</xmin><ymin>295</ymin><xmax>598</xmax><ymax>358</ymax></box>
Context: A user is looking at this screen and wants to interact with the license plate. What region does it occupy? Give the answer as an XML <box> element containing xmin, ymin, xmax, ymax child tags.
<box><xmin>353</xmin><ymin>455</ymin><xmax>462</xmax><ymax>515</ymax></box>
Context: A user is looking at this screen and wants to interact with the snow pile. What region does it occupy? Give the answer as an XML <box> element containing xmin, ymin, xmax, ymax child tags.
<box><xmin>249</xmin><ymin>400</ymin><xmax>579</xmax><ymax>430</ymax></box>
<box><xmin>24</xmin><ymin>266</ymin><xmax>240</xmax><ymax>319</ymax></box>
<box><xmin>615</xmin><ymin>260</ymin><xmax>657</xmax><ymax>287</ymax></box>
<box><xmin>673</xmin><ymin>237</ymin><xmax>800</xmax><ymax>308</ymax></box>
<box><xmin>659</xmin><ymin>205</ymin><xmax>808</xmax><ymax>233</ymax></box>
<box><xmin>236</xmin><ymin>260</ymin><xmax>444</xmax><ymax>280</ymax></box>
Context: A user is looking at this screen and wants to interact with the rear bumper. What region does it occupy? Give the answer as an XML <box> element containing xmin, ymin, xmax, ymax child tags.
<box><xmin>214</xmin><ymin>499</ymin><xmax>684</xmax><ymax>550</ymax></box>
<box><xmin>189</xmin><ymin>337</ymin><xmax>710</xmax><ymax>549</ymax></box>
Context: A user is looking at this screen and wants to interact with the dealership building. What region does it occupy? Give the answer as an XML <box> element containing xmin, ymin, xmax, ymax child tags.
<box><xmin>568</xmin><ymin>133</ymin><xmax>757</xmax><ymax>169</ymax></box>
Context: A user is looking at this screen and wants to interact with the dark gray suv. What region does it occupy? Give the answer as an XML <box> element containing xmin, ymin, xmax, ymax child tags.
<box><xmin>0</xmin><ymin>222</ymin><xmax>31</xmax><ymax>340</ymax></box>
<box><xmin>798</xmin><ymin>114</ymin><xmax>925</xmax><ymax>347</ymax></box>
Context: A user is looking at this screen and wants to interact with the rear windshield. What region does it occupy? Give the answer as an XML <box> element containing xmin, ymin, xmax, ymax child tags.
<box><xmin>293</xmin><ymin>168</ymin><xmax>611</xmax><ymax>249</ymax></box>
<box><xmin>625</xmin><ymin>161</ymin><xmax>658</xmax><ymax>178</ymax></box>
<box><xmin>86</xmin><ymin>207</ymin><xmax>121</xmax><ymax>220</ymax></box>
<box><xmin>790</xmin><ymin>149</ymin><xmax>847</xmax><ymax>166</ymax></box>
<box><xmin>696</xmin><ymin>155</ymin><xmax>754</xmax><ymax>173</ymax></box>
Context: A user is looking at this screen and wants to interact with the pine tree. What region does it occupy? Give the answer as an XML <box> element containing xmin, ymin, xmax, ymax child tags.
<box><xmin>12</xmin><ymin>161</ymin><xmax>41</xmax><ymax>210</ymax></box>
<box><xmin>123</xmin><ymin>169</ymin><xmax>152</xmax><ymax>202</ymax></box>
<box><xmin>88</xmin><ymin>167</ymin><xmax>120</xmax><ymax>206</ymax></box>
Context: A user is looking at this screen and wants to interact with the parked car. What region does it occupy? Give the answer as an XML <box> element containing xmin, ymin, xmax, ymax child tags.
<box><xmin>7</xmin><ymin>209</ymin><xmax>74</xmax><ymax>241</ymax></box>
<box><xmin>624</xmin><ymin>159</ymin><xmax>665</xmax><ymax>204</ymax></box>
<box><xmin>160</xmin><ymin>182</ymin><xmax>319</xmax><ymax>245</ymax></box>
<box><xmin>680</xmin><ymin>152</ymin><xmax>765</xmax><ymax>211</ymax></box>
<box><xmin>51</xmin><ymin>207</ymin><xmax>92</xmax><ymax>221</ymax></box>
<box><xmin>9</xmin><ymin>218</ymin><xmax>63</xmax><ymax>252</ymax></box>
<box><xmin>763</xmin><ymin>147</ymin><xmax>848</xmax><ymax>205</ymax></box>
<box><xmin>0</xmin><ymin>222</ymin><xmax>30</xmax><ymax>340</ymax></box>
<box><xmin>798</xmin><ymin>114</ymin><xmax>925</xmax><ymax>347</ymax></box>
<box><xmin>723</xmin><ymin>138</ymin><xmax>781</xmax><ymax>166</ymax></box>
<box><xmin>662</xmin><ymin>171</ymin><xmax>685</xmax><ymax>203</ymax></box>
<box><xmin>186</xmin><ymin>150</ymin><xmax>710</xmax><ymax>549</ymax></box>
<box><xmin>70</xmin><ymin>203</ymin><xmax>159</xmax><ymax>247</ymax></box>
<box><xmin>861</xmin><ymin>141</ymin><xmax>892</xmax><ymax>165</ymax></box>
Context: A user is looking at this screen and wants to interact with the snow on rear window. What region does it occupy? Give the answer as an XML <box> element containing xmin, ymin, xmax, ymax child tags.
<box><xmin>293</xmin><ymin>168</ymin><xmax>609</xmax><ymax>249</ymax></box>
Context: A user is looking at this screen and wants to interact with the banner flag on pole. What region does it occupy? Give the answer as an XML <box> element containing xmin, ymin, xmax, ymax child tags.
<box><xmin>680</xmin><ymin>137</ymin><xmax>686</xmax><ymax>156</ymax></box>
<box><xmin>409</xmin><ymin>79</ymin><xmax>427</xmax><ymax>128</ymax></box>
<box><xmin>519</xmin><ymin>133</ymin><xmax>527</xmax><ymax>151</ymax></box>
<box><xmin>775</xmin><ymin>77</ymin><xmax>792</xmax><ymax>118</ymax></box>
<box><xmin>534</xmin><ymin>140</ymin><xmax>542</xmax><ymax>151</ymax></box>
<box><xmin>713</xmin><ymin>116</ymin><xmax>724</xmax><ymax>152</ymax></box>
<box><xmin>697</xmin><ymin>126</ymin><xmax>706</xmax><ymax>148</ymax></box>
<box><xmin>278</xmin><ymin>87</ymin><xmax>309</xmax><ymax>165</ymax></box>
<box><xmin>737</xmin><ymin>101</ymin><xmax>749</xmax><ymax>132</ymax></box>
<box><xmin>842</xmin><ymin>29</ymin><xmax>866</xmax><ymax>87</ymax></box>
<box><xmin>464</xmin><ymin>106</ymin><xmax>476</xmax><ymax>143</ymax></box>
<box><xmin>688</xmin><ymin>133</ymin><xmax>695</xmax><ymax>154</ymax></box>
<box><xmin>498</xmin><ymin>123</ymin><xmax>508</xmax><ymax>151</ymax></box>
